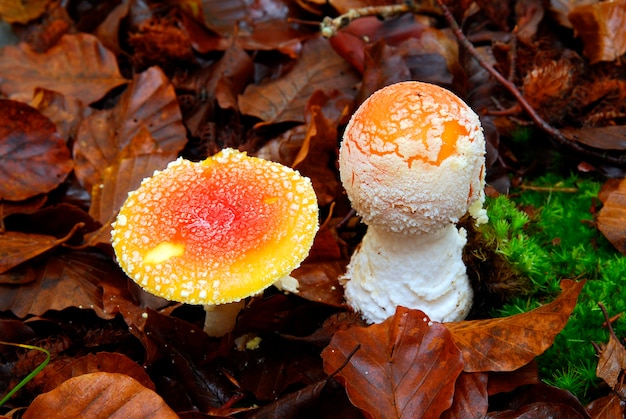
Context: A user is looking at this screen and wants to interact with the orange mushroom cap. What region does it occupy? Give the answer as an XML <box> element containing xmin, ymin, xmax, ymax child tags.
<box><xmin>339</xmin><ymin>81</ymin><xmax>486</xmax><ymax>234</ymax></box>
<box><xmin>111</xmin><ymin>148</ymin><xmax>319</xmax><ymax>305</ymax></box>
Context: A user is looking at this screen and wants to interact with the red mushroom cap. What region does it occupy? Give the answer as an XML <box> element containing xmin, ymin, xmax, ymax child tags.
<box><xmin>111</xmin><ymin>148</ymin><xmax>319</xmax><ymax>305</ymax></box>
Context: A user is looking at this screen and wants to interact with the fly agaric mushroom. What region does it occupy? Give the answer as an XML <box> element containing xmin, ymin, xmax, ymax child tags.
<box><xmin>111</xmin><ymin>148</ymin><xmax>319</xmax><ymax>336</ymax></box>
<box><xmin>339</xmin><ymin>81</ymin><xmax>487</xmax><ymax>323</ymax></box>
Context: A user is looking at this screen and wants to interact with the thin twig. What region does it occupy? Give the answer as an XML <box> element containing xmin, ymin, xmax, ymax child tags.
<box><xmin>598</xmin><ymin>302</ymin><xmax>621</xmax><ymax>343</ymax></box>
<box><xmin>519</xmin><ymin>185</ymin><xmax>578</xmax><ymax>193</ymax></box>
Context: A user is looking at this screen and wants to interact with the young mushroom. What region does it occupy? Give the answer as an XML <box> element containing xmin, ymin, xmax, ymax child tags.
<box><xmin>339</xmin><ymin>81</ymin><xmax>487</xmax><ymax>323</ymax></box>
<box><xmin>111</xmin><ymin>148</ymin><xmax>319</xmax><ymax>336</ymax></box>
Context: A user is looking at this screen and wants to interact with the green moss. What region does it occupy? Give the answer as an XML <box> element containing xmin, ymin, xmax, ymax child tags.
<box><xmin>481</xmin><ymin>173</ymin><xmax>625</xmax><ymax>402</ymax></box>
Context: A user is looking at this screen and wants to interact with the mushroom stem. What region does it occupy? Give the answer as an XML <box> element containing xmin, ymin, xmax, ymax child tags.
<box><xmin>203</xmin><ymin>301</ymin><xmax>246</xmax><ymax>337</ymax></box>
<box><xmin>341</xmin><ymin>223</ymin><xmax>473</xmax><ymax>323</ymax></box>
<box><xmin>202</xmin><ymin>275</ymin><xmax>301</xmax><ymax>337</ymax></box>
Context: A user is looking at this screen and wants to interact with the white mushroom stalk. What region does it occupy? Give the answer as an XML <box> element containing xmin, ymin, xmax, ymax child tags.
<box><xmin>339</xmin><ymin>81</ymin><xmax>487</xmax><ymax>323</ymax></box>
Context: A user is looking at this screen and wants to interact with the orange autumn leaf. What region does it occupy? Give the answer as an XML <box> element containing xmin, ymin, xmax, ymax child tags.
<box><xmin>321</xmin><ymin>306</ymin><xmax>464</xmax><ymax>419</ymax></box>
<box><xmin>445</xmin><ymin>279</ymin><xmax>585</xmax><ymax>372</ymax></box>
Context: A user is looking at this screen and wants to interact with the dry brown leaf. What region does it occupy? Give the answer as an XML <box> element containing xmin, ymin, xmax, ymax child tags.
<box><xmin>548</xmin><ymin>0</ymin><xmax>596</xmax><ymax>28</ymax></box>
<box><xmin>0</xmin><ymin>251</ymin><xmax>128</xmax><ymax>320</ymax></box>
<box><xmin>569</xmin><ymin>1</ymin><xmax>626</xmax><ymax>64</ymax></box>
<box><xmin>440</xmin><ymin>372</ymin><xmax>488</xmax><ymax>419</ymax></box>
<box><xmin>487</xmin><ymin>361</ymin><xmax>540</xmax><ymax>396</ymax></box>
<box><xmin>37</xmin><ymin>352</ymin><xmax>155</xmax><ymax>393</ymax></box>
<box><xmin>73</xmin><ymin>65</ymin><xmax>186</xmax><ymax>192</ymax></box>
<box><xmin>238</xmin><ymin>35</ymin><xmax>359</xmax><ymax>126</ymax></box>
<box><xmin>292</xmin><ymin>260</ymin><xmax>347</xmax><ymax>307</ymax></box>
<box><xmin>0</xmin><ymin>0</ymin><xmax>48</xmax><ymax>24</ymax></box>
<box><xmin>595</xmin><ymin>303</ymin><xmax>626</xmax><ymax>389</ymax></box>
<box><xmin>30</xmin><ymin>88</ymin><xmax>91</xmax><ymax>144</ymax></box>
<box><xmin>22</xmin><ymin>372</ymin><xmax>178</xmax><ymax>419</ymax></box>
<box><xmin>563</xmin><ymin>126</ymin><xmax>626</xmax><ymax>151</ymax></box>
<box><xmin>597</xmin><ymin>177</ymin><xmax>626</xmax><ymax>254</ymax></box>
<box><xmin>586</xmin><ymin>393</ymin><xmax>625</xmax><ymax>418</ymax></box>
<box><xmin>595</xmin><ymin>332</ymin><xmax>626</xmax><ymax>389</ymax></box>
<box><xmin>0</xmin><ymin>99</ymin><xmax>73</xmax><ymax>201</ymax></box>
<box><xmin>446</xmin><ymin>279</ymin><xmax>585</xmax><ymax>372</ymax></box>
<box><xmin>321</xmin><ymin>306</ymin><xmax>464</xmax><ymax>419</ymax></box>
<box><xmin>0</xmin><ymin>33</ymin><xmax>127</xmax><ymax>103</ymax></box>
<box><xmin>0</xmin><ymin>223</ymin><xmax>82</xmax><ymax>275</ymax></box>
<box><xmin>86</xmin><ymin>127</ymin><xmax>175</xmax><ymax>246</ymax></box>
<box><xmin>200</xmin><ymin>0</ymin><xmax>305</xmax><ymax>57</ymax></box>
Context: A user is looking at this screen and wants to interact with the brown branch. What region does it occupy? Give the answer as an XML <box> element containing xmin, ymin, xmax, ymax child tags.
<box><xmin>320</xmin><ymin>2</ymin><xmax>440</xmax><ymax>38</ymax></box>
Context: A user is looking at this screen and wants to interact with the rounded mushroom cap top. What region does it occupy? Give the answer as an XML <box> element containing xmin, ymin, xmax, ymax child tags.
<box><xmin>111</xmin><ymin>148</ymin><xmax>319</xmax><ymax>305</ymax></box>
<box><xmin>339</xmin><ymin>81</ymin><xmax>486</xmax><ymax>235</ymax></box>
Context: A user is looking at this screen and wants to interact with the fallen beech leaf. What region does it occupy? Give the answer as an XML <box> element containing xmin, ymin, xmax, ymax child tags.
<box><xmin>0</xmin><ymin>100</ymin><xmax>73</xmax><ymax>201</ymax></box>
<box><xmin>0</xmin><ymin>33</ymin><xmax>127</xmax><ymax>103</ymax></box>
<box><xmin>140</xmin><ymin>309</ymin><xmax>237</xmax><ymax>410</ymax></box>
<box><xmin>200</xmin><ymin>0</ymin><xmax>304</xmax><ymax>57</ymax></box>
<box><xmin>0</xmin><ymin>0</ymin><xmax>48</xmax><ymax>24</ymax></box>
<box><xmin>486</xmin><ymin>402</ymin><xmax>588</xmax><ymax>418</ymax></box>
<box><xmin>0</xmin><ymin>251</ymin><xmax>128</xmax><ymax>320</ymax></box>
<box><xmin>440</xmin><ymin>372</ymin><xmax>488</xmax><ymax>419</ymax></box>
<box><xmin>38</xmin><ymin>352</ymin><xmax>155</xmax><ymax>392</ymax></box>
<box><xmin>321</xmin><ymin>307</ymin><xmax>464</xmax><ymax>419</ymax></box>
<box><xmin>22</xmin><ymin>372</ymin><xmax>178</xmax><ymax>419</ymax></box>
<box><xmin>292</xmin><ymin>260</ymin><xmax>347</xmax><ymax>308</ymax></box>
<box><xmin>73</xmin><ymin>66</ymin><xmax>186</xmax><ymax>191</ymax></box>
<box><xmin>548</xmin><ymin>0</ymin><xmax>595</xmax><ymax>28</ymax></box>
<box><xmin>360</xmin><ymin>40</ymin><xmax>411</xmax><ymax>102</ymax></box>
<box><xmin>569</xmin><ymin>1</ymin><xmax>626</xmax><ymax>64</ymax></box>
<box><xmin>238</xmin><ymin>35</ymin><xmax>359</xmax><ymax>126</ymax></box>
<box><xmin>31</xmin><ymin>88</ymin><xmax>91</xmax><ymax>144</ymax></box>
<box><xmin>487</xmin><ymin>382</ymin><xmax>591</xmax><ymax>419</ymax></box>
<box><xmin>446</xmin><ymin>279</ymin><xmax>585</xmax><ymax>372</ymax></box>
<box><xmin>0</xmin><ymin>223</ymin><xmax>82</xmax><ymax>275</ymax></box>
<box><xmin>595</xmin><ymin>332</ymin><xmax>626</xmax><ymax>389</ymax></box>
<box><xmin>292</xmin><ymin>90</ymin><xmax>351</xmax><ymax>206</ymax></box>
<box><xmin>487</xmin><ymin>361</ymin><xmax>540</xmax><ymax>396</ymax></box>
<box><xmin>563</xmin><ymin>126</ymin><xmax>626</xmax><ymax>151</ymax></box>
<box><xmin>586</xmin><ymin>393</ymin><xmax>625</xmax><ymax>418</ymax></box>
<box><xmin>597</xmin><ymin>177</ymin><xmax>626</xmax><ymax>254</ymax></box>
